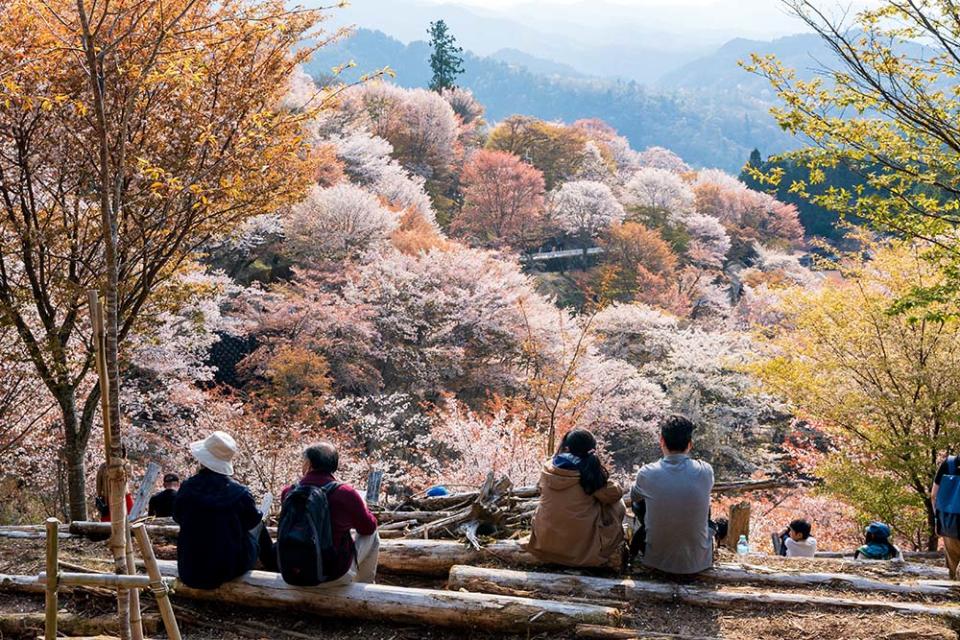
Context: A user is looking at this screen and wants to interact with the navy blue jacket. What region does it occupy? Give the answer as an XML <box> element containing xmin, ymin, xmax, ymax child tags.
<box><xmin>174</xmin><ymin>469</ymin><xmax>262</xmax><ymax>589</ymax></box>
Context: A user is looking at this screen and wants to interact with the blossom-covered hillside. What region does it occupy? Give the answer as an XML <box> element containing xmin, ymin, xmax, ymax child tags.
<box><xmin>5</xmin><ymin>70</ymin><xmax>816</xmax><ymax>513</ymax></box>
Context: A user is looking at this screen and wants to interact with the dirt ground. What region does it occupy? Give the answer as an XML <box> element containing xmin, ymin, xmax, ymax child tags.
<box><xmin>1</xmin><ymin>536</ymin><xmax>958</xmax><ymax>640</ymax></box>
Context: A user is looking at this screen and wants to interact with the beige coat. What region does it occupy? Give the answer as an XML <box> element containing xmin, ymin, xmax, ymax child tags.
<box><xmin>527</xmin><ymin>461</ymin><xmax>626</xmax><ymax>567</ymax></box>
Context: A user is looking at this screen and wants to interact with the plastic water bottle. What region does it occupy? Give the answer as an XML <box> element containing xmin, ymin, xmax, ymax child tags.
<box><xmin>736</xmin><ymin>534</ymin><xmax>750</xmax><ymax>555</ymax></box>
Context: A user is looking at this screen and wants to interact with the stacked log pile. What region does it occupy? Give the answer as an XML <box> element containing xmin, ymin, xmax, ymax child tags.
<box><xmin>374</xmin><ymin>475</ymin><xmax>798</xmax><ymax>541</ymax></box>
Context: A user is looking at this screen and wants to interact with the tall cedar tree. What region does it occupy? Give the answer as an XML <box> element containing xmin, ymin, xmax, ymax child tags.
<box><xmin>428</xmin><ymin>20</ymin><xmax>465</xmax><ymax>92</ymax></box>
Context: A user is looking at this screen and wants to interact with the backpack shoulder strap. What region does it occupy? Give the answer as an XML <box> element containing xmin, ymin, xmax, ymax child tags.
<box><xmin>320</xmin><ymin>481</ymin><xmax>341</xmax><ymax>495</ymax></box>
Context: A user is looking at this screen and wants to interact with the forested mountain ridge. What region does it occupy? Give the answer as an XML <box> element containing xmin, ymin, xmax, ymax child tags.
<box><xmin>304</xmin><ymin>28</ymin><xmax>798</xmax><ymax>172</ymax></box>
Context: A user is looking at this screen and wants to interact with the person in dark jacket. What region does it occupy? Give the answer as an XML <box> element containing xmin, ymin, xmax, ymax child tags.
<box><xmin>148</xmin><ymin>473</ymin><xmax>180</xmax><ymax>518</ymax></box>
<box><xmin>280</xmin><ymin>442</ymin><xmax>379</xmax><ymax>584</ymax></box>
<box><xmin>174</xmin><ymin>431</ymin><xmax>270</xmax><ymax>589</ymax></box>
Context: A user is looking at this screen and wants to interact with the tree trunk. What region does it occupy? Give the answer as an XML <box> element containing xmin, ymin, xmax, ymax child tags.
<box><xmin>150</xmin><ymin>562</ymin><xmax>618</xmax><ymax>632</ymax></box>
<box><xmin>923</xmin><ymin>493</ymin><xmax>940</xmax><ymax>551</ymax></box>
<box><xmin>447</xmin><ymin>565</ymin><xmax>960</xmax><ymax>621</ymax></box>
<box><xmin>726</xmin><ymin>501</ymin><xmax>750</xmax><ymax>552</ymax></box>
<box><xmin>705</xmin><ymin>562</ymin><xmax>958</xmax><ymax>596</ymax></box>
<box><xmin>62</xmin><ymin>411</ymin><xmax>88</xmax><ymax>522</ymax></box>
<box><xmin>576</xmin><ymin>624</ymin><xmax>719</xmax><ymax>640</ymax></box>
<box><xmin>0</xmin><ymin>612</ymin><xmax>160</xmax><ymax>637</ymax></box>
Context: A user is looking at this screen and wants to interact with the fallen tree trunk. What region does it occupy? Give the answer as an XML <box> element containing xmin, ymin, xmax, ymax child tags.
<box><xmin>147</xmin><ymin>561</ymin><xmax>618</xmax><ymax>632</ymax></box>
<box><xmin>815</xmin><ymin>550</ymin><xmax>944</xmax><ymax>560</ymax></box>
<box><xmin>414</xmin><ymin>479</ymin><xmax>793</xmax><ymax>511</ymax></box>
<box><xmin>0</xmin><ymin>530</ymin><xmax>75</xmax><ymax>539</ymax></box>
<box><xmin>0</xmin><ymin>612</ymin><xmax>159</xmax><ymax>637</ymax></box>
<box><xmin>70</xmin><ymin>521</ymin><xmax>181</xmax><ymax>538</ymax></box>
<box><xmin>133</xmin><ymin>537</ymin><xmax>539</xmax><ymax>576</ymax></box>
<box><xmin>35</xmin><ymin>525</ymin><xmax>959</xmax><ymax>583</ymax></box>
<box><xmin>375</xmin><ymin>511</ymin><xmax>455</xmax><ymax>524</ymax></box>
<box><xmin>68</xmin><ymin>521</ymin><xmax>279</xmax><ymax>539</ymax></box>
<box><xmin>0</xmin><ymin>573</ymin><xmax>42</xmax><ymax>593</ymax></box>
<box><xmin>447</xmin><ymin>565</ymin><xmax>960</xmax><ymax>621</ymax></box>
<box><xmin>704</xmin><ymin>562</ymin><xmax>960</xmax><ymax>596</ymax></box>
<box><xmin>575</xmin><ymin>624</ymin><xmax>720</xmax><ymax>640</ymax></box>
<box><xmin>794</xmin><ymin>557</ymin><xmax>951</xmax><ymax>580</ymax></box>
<box><xmin>377</xmin><ymin>539</ymin><xmax>538</xmax><ymax>575</ymax></box>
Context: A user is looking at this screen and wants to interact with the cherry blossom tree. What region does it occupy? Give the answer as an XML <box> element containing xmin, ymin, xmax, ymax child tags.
<box><xmin>341</xmin><ymin>82</ymin><xmax>460</xmax><ymax>180</ymax></box>
<box><xmin>442</xmin><ymin>87</ymin><xmax>485</xmax><ymax>126</ymax></box>
<box><xmin>431</xmin><ymin>398</ymin><xmax>544</xmax><ymax>486</ymax></box>
<box><xmin>237</xmin><ymin>269</ymin><xmax>382</xmax><ymax>396</ymax></box>
<box><xmin>694</xmin><ymin>170</ymin><xmax>804</xmax><ymax>250</ymax></box>
<box><xmin>451</xmin><ymin>150</ymin><xmax>547</xmax><ymax>251</ymax></box>
<box><xmin>550</xmin><ymin>180</ymin><xmax>625</xmax><ymax>261</ymax></box>
<box><xmin>594</xmin><ymin>303</ymin><xmax>784</xmax><ymax>473</ymax></box>
<box><xmin>623</xmin><ymin>168</ymin><xmax>695</xmax><ymax>221</ymax></box>
<box><xmin>637</xmin><ymin>146</ymin><xmax>691</xmax><ymax>173</ymax></box>
<box><xmin>576</xmin><ymin>141</ymin><xmax>616</xmax><ymax>184</ymax></box>
<box><xmin>284</xmin><ymin>184</ymin><xmax>399</xmax><ymax>262</ymax></box>
<box><xmin>330</xmin><ymin>130</ymin><xmax>436</xmax><ymax>223</ymax></box>
<box><xmin>341</xmin><ymin>247</ymin><xmax>555</xmax><ymax>401</ymax></box>
<box><xmin>683</xmin><ymin>213</ymin><xmax>732</xmax><ymax>268</ymax></box>
<box><xmin>570</xmin><ymin>353</ymin><xmax>667</xmax><ymax>464</ymax></box>
<box><xmin>572</xmin><ymin>119</ymin><xmax>641</xmax><ymax>183</ymax></box>
<box><xmin>324</xmin><ymin>392</ymin><xmax>439</xmax><ymax>489</ymax></box>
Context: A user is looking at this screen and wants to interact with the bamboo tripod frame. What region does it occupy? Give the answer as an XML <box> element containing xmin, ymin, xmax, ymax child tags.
<box><xmin>42</xmin><ymin>518</ymin><xmax>182</xmax><ymax>639</ymax></box>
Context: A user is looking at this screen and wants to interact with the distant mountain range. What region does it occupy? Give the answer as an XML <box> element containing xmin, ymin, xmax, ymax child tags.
<box><xmin>660</xmin><ymin>34</ymin><xmax>830</xmax><ymax>93</ymax></box>
<box><xmin>312</xmin><ymin>0</ymin><xmax>805</xmax><ymax>85</ymax></box>
<box><xmin>304</xmin><ymin>28</ymin><xmax>814</xmax><ymax>171</ymax></box>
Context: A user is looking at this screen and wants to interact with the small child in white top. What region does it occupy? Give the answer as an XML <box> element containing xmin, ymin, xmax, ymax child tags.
<box><xmin>779</xmin><ymin>519</ymin><xmax>817</xmax><ymax>558</ymax></box>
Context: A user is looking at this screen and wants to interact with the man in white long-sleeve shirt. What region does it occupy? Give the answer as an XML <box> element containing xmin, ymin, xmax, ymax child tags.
<box><xmin>630</xmin><ymin>415</ymin><xmax>714</xmax><ymax>575</ymax></box>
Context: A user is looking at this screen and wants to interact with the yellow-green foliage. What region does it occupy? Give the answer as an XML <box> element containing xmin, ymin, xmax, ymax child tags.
<box><xmin>751</xmin><ymin>239</ymin><xmax>960</xmax><ymax>548</ymax></box>
<box><xmin>745</xmin><ymin>0</ymin><xmax>960</xmax><ymax>308</ymax></box>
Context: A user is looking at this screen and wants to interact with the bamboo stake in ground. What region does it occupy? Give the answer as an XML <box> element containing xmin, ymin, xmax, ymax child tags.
<box><xmin>89</xmin><ymin>291</ymin><xmax>134</xmax><ymax>640</ymax></box>
<box><xmin>132</xmin><ymin>523</ymin><xmax>182</xmax><ymax>640</ymax></box>
<box><xmin>125</xmin><ymin>531</ymin><xmax>143</xmax><ymax>640</ymax></box>
<box><xmin>44</xmin><ymin>517</ymin><xmax>58</xmax><ymax>640</ymax></box>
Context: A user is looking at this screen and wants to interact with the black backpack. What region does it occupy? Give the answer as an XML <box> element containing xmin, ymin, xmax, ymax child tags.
<box><xmin>277</xmin><ymin>482</ymin><xmax>340</xmax><ymax>586</ymax></box>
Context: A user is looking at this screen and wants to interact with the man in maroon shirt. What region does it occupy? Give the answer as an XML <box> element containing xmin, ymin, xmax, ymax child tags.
<box><xmin>281</xmin><ymin>442</ymin><xmax>379</xmax><ymax>583</ymax></box>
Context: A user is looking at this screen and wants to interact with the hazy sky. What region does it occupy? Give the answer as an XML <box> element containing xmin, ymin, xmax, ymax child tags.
<box><xmin>409</xmin><ymin>0</ymin><xmax>877</xmax><ymax>38</ymax></box>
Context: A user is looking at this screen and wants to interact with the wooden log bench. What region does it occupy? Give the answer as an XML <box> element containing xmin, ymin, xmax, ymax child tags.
<box><xmin>447</xmin><ymin>565</ymin><xmax>960</xmax><ymax>622</ymax></box>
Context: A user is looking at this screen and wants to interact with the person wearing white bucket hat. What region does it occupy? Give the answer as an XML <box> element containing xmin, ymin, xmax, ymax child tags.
<box><xmin>189</xmin><ymin>430</ymin><xmax>237</xmax><ymax>475</ymax></box>
<box><xmin>174</xmin><ymin>431</ymin><xmax>274</xmax><ymax>589</ymax></box>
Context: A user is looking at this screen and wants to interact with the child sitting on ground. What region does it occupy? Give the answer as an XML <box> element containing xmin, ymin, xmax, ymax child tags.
<box><xmin>854</xmin><ymin>522</ymin><xmax>902</xmax><ymax>561</ymax></box>
<box><xmin>777</xmin><ymin>519</ymin><xmax>817</xmax><ymax>558</ymax></box>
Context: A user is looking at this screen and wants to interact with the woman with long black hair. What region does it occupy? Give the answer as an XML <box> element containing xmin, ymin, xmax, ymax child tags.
<box><xmin>527</xmin><ymin>428</ymin><xmax>626</xmax><ymax>567</ymax></box>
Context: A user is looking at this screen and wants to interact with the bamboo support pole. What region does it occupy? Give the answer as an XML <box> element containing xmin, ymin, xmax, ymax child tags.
<box><xmin>126</xmin><ymin>531</ymin><xmax>144</xmax><ymax>640</ymax></box>
<box><xmin>132</xmin><ymin>523</ymin><xmax>182</xmax><ymax>640</ymax></box>
<box><xmin>44</xmin><ymin>518</ymin><xmax>58</xmax><ymax>640</ymax></box>
<box><xmin>90</xmin><ymin>290</ymin><xmax>133</xmax><ymax>640</ymax></box>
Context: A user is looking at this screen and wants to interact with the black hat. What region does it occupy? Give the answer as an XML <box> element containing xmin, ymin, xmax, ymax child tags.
<box><xmin>163</xmin><ymin>473</ymin><xmax>180</xmax><ymax>484</ymax></box>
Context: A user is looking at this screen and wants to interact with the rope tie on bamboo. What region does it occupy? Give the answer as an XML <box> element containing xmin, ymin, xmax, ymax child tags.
<box><xmin>149</xmin><ymin>580</ymin><xmax>168</xmax><ymax>596</ymax></box>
